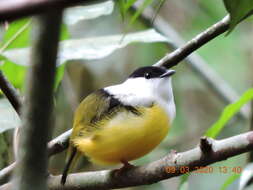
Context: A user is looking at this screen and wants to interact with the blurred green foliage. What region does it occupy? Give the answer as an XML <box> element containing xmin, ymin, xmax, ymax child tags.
<box><xmin>220</xmin><ymin>173</ymin><xmax>240</xmax><ymax>190</ymax></box>
<box><xmin>179</xmin><ymin>174</ymin><xmax>190</xmax><ymax>190</ymax></box>
<box><xmin>118</xmin><ymin>0</ymin><xmax>163</xmax><ymax>25</ymax></box>
<box><xmin>0</xmin><ymin>19</ymin><xmax>30</xmax><ymax>90</ymax></box>
<box><xmin>118</xmin><ymin>0</ymin><xmax>137</xmax><ymax>20</ymax></box>
<box><xmin>206</xmin><ymin>88</ymin><xmax>253</xmax><ymax>138</ymax></box>
<box><xmin>129</xmin><ymin>0</ymin><xmax>154</xmax><ymax>25</ymax></box>
<box><xmin>0</xmin><ymin>19</ymin><xmax>69</xmax><ymax>91</ymax></box>
<box><xmin>0</xmin><ymin>134</ymin><xmax>8</xmax><ymax>169</ymax></box>
<box><xmin>1</xmin><ymin>19</ymin><xmax>31</xmax><ymax>49</ymax></box>
<box><xmin>223</xmin><ymin>0</ymin><xmax>253</xmax><ymax>33</ymax></box>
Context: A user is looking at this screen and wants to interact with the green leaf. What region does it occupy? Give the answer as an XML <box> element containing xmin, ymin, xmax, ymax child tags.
<box><xmin>1</xmin><ymin>19</ymin><xmax>31</xmax><ymax>50</ymax></box>
<box><xmin>125</xmin><ymin>0</ymin><xmax>138</xmax><ymax>11</ymax></box>
<box><xmin>178</xmin><ymin>174</ymin><xmax>189</xmax><ymax>190</ymax></box>
<box><xmin>0</xmin><ymin>20</ymin><xmax>69</xmax><ymax>91</ymax></box>
<box><xmin>0</xmin><ymin>19</ymin><xmax>31</xmax><ymax>91</ymax></box>
<box><xmin>118</xmin><ymin>0</ymin><xmax>137</xmax><ymax>20</ymax></box>
<box><xmin>60</xmin><ymin>24</ymin><xmax>70</xmax><ymax>41</ymax></box>
<box><xmin>118</xmin><ymin>0</ymin><xmax>161</xmax><ymax>26</ymax></box>
<box><xmin>220</xmin><ymin>173</ymin><xmax>240</xmax><ymax>190</ymax></box>
<box><xmin>0</xmin><ymin>61</ymin><xmax>26</xmax><ymax>91</ymax></box>
<box><xmin>130</xmin><ymin>0</ymin><xmax>154</xmax><ymax>25</ymax></box>
<box><xmin>55</xmin><ymin>64</ymin><xmax>65</xmax><ymax>90</ymax></box>
<box><xmin>0</xmin><ymin>19</ymin><xmax>31</xmax><ymax>89</ymax></box>
<box><xmin>1</xmin><ymin>60</ymin><xmax>65</xmax><ymax>92</ymax></box>
<box><xmin>223</xmin><ymin>0</ymin><xmax>253</xmax><ymax>33</ymax></box>
<box><xmin>205</xmin><ymin>88</ymin><xmax>253</xmax><ymax>138</ymax></box>
<box><xmin>118</xmin><ymin>0</ymin><xmax>126</xmax><ymax>20</ymax></box>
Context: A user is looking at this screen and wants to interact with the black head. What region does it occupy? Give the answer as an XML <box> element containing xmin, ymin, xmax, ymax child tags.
<box><xmin>129</xmin><ymin>66</ymin><xmax>175</xmax><ymax>79</ymax></box>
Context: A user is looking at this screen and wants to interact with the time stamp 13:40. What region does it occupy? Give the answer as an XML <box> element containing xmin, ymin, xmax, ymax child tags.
<box><xmin>165</xmin><ymin>166</ymin><xmax>242</xmax><ymax>174</ymax></box>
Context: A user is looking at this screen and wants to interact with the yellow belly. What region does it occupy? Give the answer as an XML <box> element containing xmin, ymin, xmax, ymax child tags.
<box><xmin>73</xmin><ymin>104</ymin><xmax>170</xmax><ymax>165</ymax></box>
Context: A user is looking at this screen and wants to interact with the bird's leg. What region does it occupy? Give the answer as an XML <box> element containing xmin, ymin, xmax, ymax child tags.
<box><xmin>112</xmin><ymin>159</ymin><xmax>136</xmax><ymax>176</ymax></box>
<box><xmin>120</xmin><ymin>159</ymin><xmax>135</xmax><ymax>170</ymax></box>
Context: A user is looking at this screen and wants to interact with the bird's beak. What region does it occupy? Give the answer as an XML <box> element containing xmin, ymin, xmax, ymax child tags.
<box><xmin>160</xmin><ymin>70</ymin><xmax>176</xmax><ymax>78</ymax></box>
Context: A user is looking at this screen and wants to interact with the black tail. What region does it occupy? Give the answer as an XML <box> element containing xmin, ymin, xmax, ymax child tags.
<box><xmin>61</xmin><ymin>147</ymin><xmax>77</xmax><ymax>185</ymax></box>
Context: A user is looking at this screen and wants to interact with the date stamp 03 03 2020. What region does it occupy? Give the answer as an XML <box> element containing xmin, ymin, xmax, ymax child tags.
<box><xmin>164</xmin><ymin>166</ymin><xmax>242</xmax><ymax>174</ymax></box>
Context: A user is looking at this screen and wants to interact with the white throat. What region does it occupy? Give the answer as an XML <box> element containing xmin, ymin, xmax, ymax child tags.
<box><xmin>105</xmin><ymin>77</ymin><xmax>176</xmax><ymax>122</ymax></box>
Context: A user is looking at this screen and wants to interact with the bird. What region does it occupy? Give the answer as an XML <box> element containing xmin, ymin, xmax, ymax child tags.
<box><xmin>61</xmin><ymin>66</ymin><xmax>176</xmax><ymax>185</ymax></box>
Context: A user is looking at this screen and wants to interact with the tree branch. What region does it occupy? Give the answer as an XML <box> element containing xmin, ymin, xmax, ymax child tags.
<box><xmin>12</xmin><ymin>10</ymin><xmax>62</xmax><ymax>190</ymax></box>
<box><xmin>0</xmin><ymin>0</ymin><xmax>108</xmax><ymax>22</ymax></box>
<box><xmin>0</xmin><ymin>71</ymin><xmax>22</xmax><ymax>115</ymax></box>
<box><xmin>153</xmin><ymin>8</ymin><xmax>252</xmax><ymax>72</ymax></box>
<box><xmin>1</xmin><ymin>131</ymin><xmax>253</xmax><ymax>190</ymax></box>
<box><xmin>45</xmin><ymin>131</ymin><xmax>253</xmax><ymax>189</ymax></box>
<box><xmin>154</xmin><ymin>15</ymin><xmax>230</xmax><ymax>68</ymax></box>
<box><xmin>47</xmin><ymin>129</ymin><xmax>72</xmax><ymax>156</ymax></box>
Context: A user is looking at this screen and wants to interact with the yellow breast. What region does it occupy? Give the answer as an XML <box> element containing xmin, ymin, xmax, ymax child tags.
<box><xmin>73</xmin><ymin>104</ymin><xmax>170</xmax><ymax>165</ymax></box>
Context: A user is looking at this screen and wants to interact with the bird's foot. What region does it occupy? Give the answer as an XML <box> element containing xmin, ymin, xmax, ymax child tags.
<box><xmin>120</xmin><ymin>159</ymin><xmax>135</xmax><ymax>170</ymax></box>
<box><xmin>112</xmin><ymin>160</ymin><xmax>136</xmax><ymax>177</ymax></box>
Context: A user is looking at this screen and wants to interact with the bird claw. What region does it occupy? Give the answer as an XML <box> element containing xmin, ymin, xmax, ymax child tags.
<box><xmin>112</xmin><ymin>160</ymin><xmax>136</xmax><ymax>177</ymax></box>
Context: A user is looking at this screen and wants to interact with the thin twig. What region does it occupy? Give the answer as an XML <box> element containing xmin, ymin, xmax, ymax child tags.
<box><xmin>0</xmin><ymin>71</ymin><xmax>22</xmax><ymax>114</ymax></box>
<box><xmin>154</xmin><ymin>15</ymin><xmax>230</xmax><ymax>68</ymax></box>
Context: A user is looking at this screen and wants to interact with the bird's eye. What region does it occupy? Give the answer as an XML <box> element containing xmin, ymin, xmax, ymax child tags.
<box><xmin>144</xmin><ymin>72</ymin><xmax>151</xmax><ymax>79</ymax></box>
